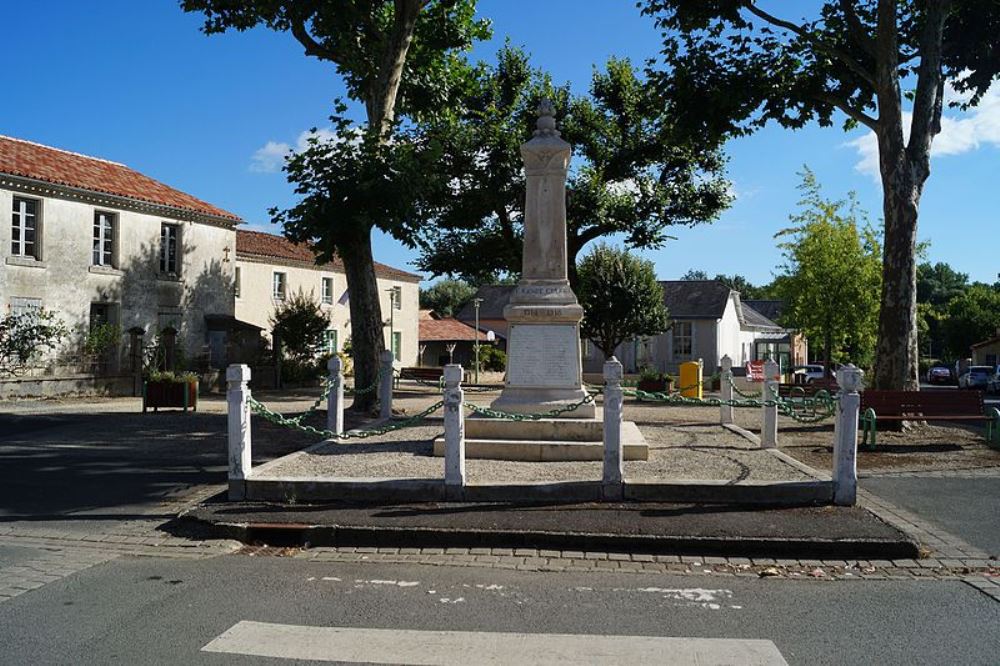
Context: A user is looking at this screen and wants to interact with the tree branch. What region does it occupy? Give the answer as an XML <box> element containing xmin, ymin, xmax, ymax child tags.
<box><xmin>813</xmin><ymin>92</ymin><xmax>879</xmax><ymax>130</ymax></box>
<box><xmin>743</xmin><ymin>3</ymin><xmax>876</xmax><ymax>88</ymax></box>
<box><xmin>290</xmin><ymin>18</ymin><xmax>341</xmax><ymax>65</ymax></box>
<box><xmin>908</xmin><ymin>0</ymin><xmax>951</xmax><ymax>162</ymax></box>
<box><xmin>838</xmin><ymin>0</ymin><xmax>877</xmax><ymax>57</ymax></box>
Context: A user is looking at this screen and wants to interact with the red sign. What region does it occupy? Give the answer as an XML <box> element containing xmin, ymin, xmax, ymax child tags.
<box><xmin>746</xmin><ymin>360</ymin><xmax>765</xmax><ymax>382</ymax></box>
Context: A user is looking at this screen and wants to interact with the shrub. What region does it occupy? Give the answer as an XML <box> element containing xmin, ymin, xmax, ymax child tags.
<box><xmin>270</xmin><ymin>289</ymin><xmax>329</xmax><ymax>364</ymax></box>
<box><xmin>0</xmin><ymin>308</ymin><xmax>67</xmax><ymax>376</ymax></box>
<box><xmin>478</xmin><ymin>345</ymin><xmax>506</xmax><ymax>372</ymax></box>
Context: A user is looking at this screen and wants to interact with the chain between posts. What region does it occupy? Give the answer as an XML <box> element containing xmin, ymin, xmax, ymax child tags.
<box><xmin>465</xmin><ymin>392</ymin><xmax>597</xmax><ymax>421</ymax></box>
<box><xmin>620</xmin><ymin>386</ymin><xmax>838</xmax><ymax>423</ymax></box>
<box><xmin>248</xmin><ymin>395</ymin><xmax>444</xmax><ymax>440</ymax></box>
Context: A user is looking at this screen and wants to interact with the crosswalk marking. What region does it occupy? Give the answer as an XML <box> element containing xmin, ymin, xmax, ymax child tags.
<box><xmin>202</xmin><ymin>621</ymin><xmax>788</xmax><ymax>665</ymax></box>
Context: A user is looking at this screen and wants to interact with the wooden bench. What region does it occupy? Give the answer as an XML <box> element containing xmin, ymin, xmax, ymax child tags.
<box><xmin>778</xmin><ymin>378</ymin><xmax>839</xmax><ymax>399</ymax></box>
<box><xmin>860</xmin><ymin>390</ymin><xmax>1000</xmax><ymax>448</ymax></box>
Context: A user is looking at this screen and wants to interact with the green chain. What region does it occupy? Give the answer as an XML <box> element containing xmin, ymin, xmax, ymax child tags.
<box><xmin>247</xmin><ymin>395</ymin><xmax>444</xmax><ymax>440</ymax></box>
<box><xmin>465</xmin><ymin>392</ymin><xmax>597</xmax><ymax>421</ymax></box>
<box><xmin>728</xmin><ymin>375</ymin><xmax>763</xmax><ymax>399</ymax></box>
<box><xmin>344</xmin><ymin>366</ymin><xmax>383</xmax><ymax>396</ymax></box>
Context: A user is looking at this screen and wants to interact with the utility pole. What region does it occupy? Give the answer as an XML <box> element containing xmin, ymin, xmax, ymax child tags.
<box><xmin>473</xmin><ymin>297</ymin><xmax>483</xmax><ymax>384</ymax></box>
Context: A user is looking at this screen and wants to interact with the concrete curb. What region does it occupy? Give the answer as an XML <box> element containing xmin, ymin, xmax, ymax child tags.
<box><xmin>175</xmin><ymin>513</ymin><xmax>919</xmax><ymax>560</ymax></box>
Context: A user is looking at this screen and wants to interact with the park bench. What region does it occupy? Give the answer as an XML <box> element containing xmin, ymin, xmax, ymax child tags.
<box><xmin>860</xmin><ymin>390</ymin><xmax>1000</xmax><ymax>448</ymax></box>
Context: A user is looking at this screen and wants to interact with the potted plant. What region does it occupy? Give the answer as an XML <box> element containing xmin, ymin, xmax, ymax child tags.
<box><xmin>143</xmin><ymin>370</ymin><xmax>199</xmax><ymax>413</ymax></box>
<box><xmin>637</xmin><ymin>366</ymin><xmax>673</xmax><ymax>393</ymax></box>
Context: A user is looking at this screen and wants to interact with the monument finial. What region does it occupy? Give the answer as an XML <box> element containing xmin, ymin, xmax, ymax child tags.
<box><xmin>534</xmin><ymin>98</ymin><xmax>559</xmax><ymax>136</ymax></box>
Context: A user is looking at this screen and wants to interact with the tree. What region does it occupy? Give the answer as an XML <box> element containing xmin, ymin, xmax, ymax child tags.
<box><xmin>419</xmin><ymin>279</ymin><xmax>476</xmax><ymax>317</ymax></box>
<box><xmin>270</xmin><ymin>290</ymin><xmax>330</xmax><ymax>364</ymax></box>
<box><xmin>917</xmin><ymin>261</ymin><xmax>969</xmax><ymax>308</ymax></box>
<box><xmin>680</xmin><ymin>269</ymin><xmax>709</xmax><ymax>281</ymax></box>
<box><xmin>182</xmin><ymin>0</ymin><xmax>490</xmax><ymax>410</ymax></box>
<box><xmin>577</xmin><ymin>244</ymin><xmax>670</xmax><ymax>359</ymax></box>
<box><xmin>940</xmin><ymin>284</ymin><xmax>1000</xmax><ymax>359</ymax></box>
<box><xmin>681</xmin><ymin>270</ymin><xmax>769</xmax><ymax>299</ymax></box>
<box><xmin>641</xmin><ymin>1</ymin><xmax>1000</xmax><ymax>390</ymax></box>
<box><xmin>0</xmin><ymin>308</ymin><xmax>67</xmax><ymax>377</ymax></box>
<box><xmin>415</xmin><ymin>45</ymin><xmax>731</xmax><ymax>286</ymax></box>
<box><xmin>772</xmin><ymin>170</ymin><xmax>882</xmax><ymax>371</ymax></box>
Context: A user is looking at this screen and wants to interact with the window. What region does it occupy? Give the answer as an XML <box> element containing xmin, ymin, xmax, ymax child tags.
<box><xmin>672</xmin><ymin>321</ymin><xmax>693</xmax><ymax>358</ymax></box>
<box><xmin>160</xmin><ymin>224</ymin><xmax>179</xmax><ymax>274</ymax></box>
<box><xmin>324</xmin><ymin>329</ymin><xmax>338</xmax><ymax>354</ymax></box>
<box><xmin>392</xmin><ymin>286</ymin><xmax>402</xmax><ymax>310</ymax></box>
<box><xmin>11</xmin><ymin>197</ymin><xmax>40</xmax><ymax>259</ymax></box>
<box><xmin>234</xmin><ymin>266</ymin><xmax>241</xmax><ymax>298</ymax></box>
<box><xmin>93</xmin><ymin>211</ymin><xmax>116</xmax><ymax>267</ymax></box>
<box><xmin>322</xmin><ymin>277</ymin><xmax>333</xmax><ymax>304</ymax></box>
<box><xmin>392</xmin><ymin>331</ymin><xmax>402</xmax><ymax>361</ymax></box>
<box><xmin>272</xmin><ymin>272</ymin><xmax>287</xmax><ymax>300</ymax></box>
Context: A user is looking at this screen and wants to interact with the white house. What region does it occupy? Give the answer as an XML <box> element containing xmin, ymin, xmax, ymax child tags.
<box><xmin>0</xmin><ymin>135</ymin><xmax>240</xmax><ymax>396</ymax></box>
<box><xmin>234</xmin><ymin>230</ymin><xmax>421</xmax><ymax>366</ymax></box>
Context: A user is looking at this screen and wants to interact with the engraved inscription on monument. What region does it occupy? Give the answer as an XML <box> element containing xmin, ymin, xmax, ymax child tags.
<box><xmin>506</xmin><ymin>324</ymin><xmax>580</xmax><ymax>388</ymax></box>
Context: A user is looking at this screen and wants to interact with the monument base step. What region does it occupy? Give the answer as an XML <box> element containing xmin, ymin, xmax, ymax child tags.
<box><xmin>432</xmin><ymin>419</ymin><xmax>648</xmax><ymax>462</ymax></box>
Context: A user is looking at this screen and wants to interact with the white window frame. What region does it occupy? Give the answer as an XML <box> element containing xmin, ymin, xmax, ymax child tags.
<box><xmin>321</xmin><ymin>277</ymin><xmax>333</xmax><ymax>304</ymax></box>
<box><xmin>392</xmin><ymin>331</ymin><xmax>402</xmax><ymax>361</ymax></box>
<box><xmin>93</xmin><ymin>211</ymin><xmax>116</xmax><ymax>267</ymax></box>
<box><xmin>11</xmin><ymin>196</ymin><xmax>41</xmax><ymax>259</ymax></box>
<box><xmin>672</xmin><ymin>321</ymin><xmax>693</xmax><ymax>359</ymax></box>
<box><xmin>272</xmin><ymin>271</ymin><xmax>287</xmax><ymax>301</ymax></box>
<box><xmin>160</xmin><ymin>223</ymin><xmax>180</xmax><ymax>275</ymax></box>
<box><xmin>324</xmin><ymin>329</ymin><xmax>338</xmax><ymax>354</ymax></box>
<box><xmin>392</xmin><ymin>285</ymin><xmax>402</xmax><ymax>310</ymax></box>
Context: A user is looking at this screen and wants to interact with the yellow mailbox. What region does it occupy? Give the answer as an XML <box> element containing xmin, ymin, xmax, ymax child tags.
<box><xmin>679</xmin><ymin>360</ymin><xmax>703</xmax><ymax>399</ymax></box>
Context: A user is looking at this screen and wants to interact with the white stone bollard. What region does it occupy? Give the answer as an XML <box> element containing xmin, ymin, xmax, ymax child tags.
<box><xmin>720</xmin><ymin>354</ymin><xmax>734</xmax><ymax>425</ymax></box>
<box><xmin>226</xmin><ymin>364</ymin><xmax>252</xmax><ymax>500</ymax></box>
<box><xmin>602</xmin><ymin>357</ymin><xmax>625</xmax><ymax>497</ymax></box>
<box><xmin>834</xmin><ymin>364</ymin><xmax>864</xmax><ymax>506</ymax></box>
<box><xmin>761</xmin><ymin>358</ymin><xmax>780</xmax><ymax>449</ymax></box>
<box><xmin>327</xmin><ymin>355</ymin><xmax>344</xmax><ymax>436</ymax></box>
<box><xmin>443</xmin><ymin>364</ymin><xmax>466</xmax><ymax>489</ymax></box>
<box><xmin>379</xmin><ymin>349</ymin><xmax>395</xmax><ymax>421</ymax></box>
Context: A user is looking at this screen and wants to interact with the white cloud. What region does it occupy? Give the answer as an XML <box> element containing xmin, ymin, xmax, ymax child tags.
<box><xmin>845</xmin><ymin>82</ymin><xmax>1000</xmax><ymax>180</ymax></box>
<box><xmin>248</xmin><ymin>127</ymin><xmax>346</xmax><ymax>173</ymax></box>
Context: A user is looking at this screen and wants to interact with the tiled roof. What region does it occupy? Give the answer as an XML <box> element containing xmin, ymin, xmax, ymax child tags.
<box><xmin>0</xmin><ymin>135</ymin><xmax>240</xmax><ymax>222</ymax></box>
<box><xmin>419</xmin><ymin>311</ymin><xmax>489</xmax><ymax>342</ymax></box>
<box><xmin>659</xmin><ymin>280</ymin><xmax>733</xmax><ymax>319</ymax></box>
<box><xmin>236</xmin><ymin>229</ymin><xmax>421</xmax><ymax>283</ymax></box>
<box><xmin>743</xmin><ymin>299</ymin><xmax>785</xmax><ymax>323</ymax></box>
<box><xmin>740</xmin><ymin>303</ymin><xmax>783</xmax><ymax>330</ymax></box>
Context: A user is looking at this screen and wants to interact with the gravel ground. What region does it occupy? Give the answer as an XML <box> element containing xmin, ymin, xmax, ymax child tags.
<box><xmin>255</xmin><ymin>384</ymin><xmax>813</xmax><ymax>483</ymax></box>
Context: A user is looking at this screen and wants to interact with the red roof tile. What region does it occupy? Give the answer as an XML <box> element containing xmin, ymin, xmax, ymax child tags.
<box><xmin>419</xmin><ymin>312</ymin><xmax>489</xmax><ymax>342</ymax></box>
<box><xmin>236</xmin><ymin>229</ymin><xmax>421</xmax><ymax>283</ymax></box>
<box><xmin>0</xmin><ymin>135</ymin><xmax>240</xmax><ymax>222</ymax></box>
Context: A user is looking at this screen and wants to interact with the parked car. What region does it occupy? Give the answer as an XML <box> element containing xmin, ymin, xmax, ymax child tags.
<box><xmin>988</xmin><ymin>367</ymin><xmax>1000</xmax><ymax>395</ymax></box>
<box><xmin>792</xmin><ymin>364</ymin><xmax>827</xmax><ymax>384</ymax></box>
<box><xmin>926</xmin><ymin>366</ymin><xmax>953</xmax><ymax>385</ymax></box>
<box><xmin>958</xmin><ymin>365</ymin><xmax>992</xmax><ymax>390</ymax></box>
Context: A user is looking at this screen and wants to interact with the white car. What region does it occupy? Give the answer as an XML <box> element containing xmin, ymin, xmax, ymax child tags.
<box><xmin>792</xmin><ymin>364</ymin><xmax>827</xmax><ymax>384</ymax></box>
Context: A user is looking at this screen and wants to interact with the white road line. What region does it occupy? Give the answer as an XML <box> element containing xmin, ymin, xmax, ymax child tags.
<box><xmin>202</xmin><ymin>621</ymin><xmax>788</xmax><ymax>665</ymax></box>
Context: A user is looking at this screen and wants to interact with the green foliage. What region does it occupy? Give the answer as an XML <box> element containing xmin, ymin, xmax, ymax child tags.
<box><xmin>0</xmin><ymin>308</ymin><xmax>67</xmax><ymax>376</ymax></box>
<box><xmin>638</xmin><ymin>366</ymin><xmax>672</xmax><ymax>384</ymax></box>
<box><xmin>682</xmin><ymin>270</ymin><xmax>770</xmax><ymax>299</ymax></box>
<box><xmin>477</xmin><ymin>344</ymin><xmax>506</xmax><ymax>372</ymax></box>
<box><xmin>577</xmin><ymin>243</ymin><xmax>670</xmax><ymax>359</ymax></box>
<box><xmin>940</xmin><ymin>284</ymin><xmax>1000</xmax><ymax>358</ymax></box>
<box><xmin>419</xmin><ymin>279</ymin><xmax>476</xmax><ymax>317</ymax></box>
<box><xmin>414</xmin><ymin>45</ymin><xmax>732</xmax><ymax>285</ymax></box>
<box><xmin>772</xmin><ymin>169</ymin><xmax>882</xmax><ymax>368</ymax></box>
<box><xmin>270</xmin><ymin>290</ymin><xmax>330</xmax><ymax>363</ymax></box>
<box><xmin>84</xmin><ymin>322</ymin><xmax>122</xmax><ymax>356</ymax></box>
<box><xmin>917</xmin><ymin>262</ymin><xmax>970</xmax><ymax>308</ymax></box>
<box><xmin>145</xmin><ymin>370</ymin><xmax>198</xmax><ymax>384</ymax></box>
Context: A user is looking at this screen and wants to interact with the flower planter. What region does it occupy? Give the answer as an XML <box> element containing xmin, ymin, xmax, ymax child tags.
<box><xmin>142</xmin><ymin>379</ymin><xmax>198</xmax><ymax>413</ymax></box>
<box><xmin>636</xmin><ymin>378</ymin><xmax>674</xmax><ymax>399</ymax></box>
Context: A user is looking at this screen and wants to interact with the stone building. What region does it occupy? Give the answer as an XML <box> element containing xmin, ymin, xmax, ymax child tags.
<box><xmin>0</xmin><ymin>135</ymin><xmax>239</xmax><ymax>396</ymax></box>
<box><xmin>234</xmin><ymin>230</ymin><xmax>421</xmax><ymax>366</ymax></box>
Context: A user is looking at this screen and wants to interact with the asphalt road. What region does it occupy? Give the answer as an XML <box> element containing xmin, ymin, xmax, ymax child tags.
<box><xmin>1</xmin><ymin>556</ymin><xmax>998</xmax><ymax>665</ymax></box>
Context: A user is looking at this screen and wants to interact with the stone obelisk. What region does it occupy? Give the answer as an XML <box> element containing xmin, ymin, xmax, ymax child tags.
<box><xmin>490</xmin><ymin>100</ymin><xmax>596</xmax><ymax>419</ymax></box>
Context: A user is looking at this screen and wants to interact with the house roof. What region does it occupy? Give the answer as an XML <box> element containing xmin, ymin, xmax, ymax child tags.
<box><xmin>659</xmin><ymin>280</ymin><xmax>733</xmax><ymax>319</ymax></box>
<box><xmin>0</xmin><ymin>135</ymin><xmax>241</xmax><ymax>223</ymax></box>
<box><xmin>743</xmin><ymin>299</ymin><xmax>785</xmax><ymax>323</ymax></box>
<box><xmin>235</xmin><ymin>229</ymin><xmax>422</xmax><ymax>283</ymax></box>
<box><xmin>419</xmin><ymin>310</ymin><xmax>489</xmax><ymax>342</ymax></box>
<box><xmin>740</xmin><ymin>303</ymin><xmax>783</xmax><ymax>330</ymax></box>
<box><xmin>971</xmin><ymin>333</ymin><xmax>1000</xmax><ymax>350</ymax></box>
<box><xmin>456</xmin><ymin>285</ymin><xmax>516</xmax><ymax>321</ymax></box>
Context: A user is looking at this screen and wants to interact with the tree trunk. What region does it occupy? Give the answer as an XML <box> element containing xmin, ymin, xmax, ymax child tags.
<box><xmin>873</xmin><ymin>157</ymin><xmax>923</xmax><ymax>391</ymax></box>
<box><xmin>338</xmin><ymin>228</ymin><xmax>384</xmax><ymax>412</ymax></box>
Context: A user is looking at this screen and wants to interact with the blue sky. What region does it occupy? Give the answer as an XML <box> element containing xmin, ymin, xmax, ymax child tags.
<box><xmin>4</xmin><ymin>1</ymin><xmax>998</xmax><ymax>285</ymax></box>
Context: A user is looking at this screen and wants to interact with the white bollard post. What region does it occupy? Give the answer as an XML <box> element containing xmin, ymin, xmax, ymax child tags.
<box><xmin>834</xmin><ymin>364</ymin><xmax>864</xmax><ymax>506</ymax></box>
<box><xmin>720</xmin><ymin>354</ymin><xmax>734</xmax><ymax>425</ymax></box>
<box><xmin>761</xmin><ymin>358</ymin><xmax>780</xmax><ymax>449</ymax></box>
<box><xmin>379</xmin><ymin>349</ymin><xmax>394</xmax><ymax>421</ymax></box>
<box><xmin>327</xmin><ymin>355</ymin><xmax>344</xmax><ymax>436</ymax></box>
<box><xmin>602</xmin><ymin>356</ymin><xmax>625</xmax><ymax>498</ymax></box>
<box><xmin>227</xmin><ymin>364</ymin><xmax>252</xmax><ymax>500</ymax></box>
<box><xmin>443</xmin><ymin>364</ymin><xmax>466</xmax><ymax>490</ymax></box>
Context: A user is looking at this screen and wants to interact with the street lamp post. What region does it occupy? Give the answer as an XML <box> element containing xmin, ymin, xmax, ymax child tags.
<box><xmin>473</xmin><ymin>297</ymin><xmax>483</xmax><ymax>384</ymax></box>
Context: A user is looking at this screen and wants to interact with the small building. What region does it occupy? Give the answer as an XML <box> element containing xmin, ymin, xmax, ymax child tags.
<box><xmin>971</xmin><ymin>330</ymin><xmax>1000</xmax><ymax>367</ymax></box>
<box><xmin>455</xmin><ymin>284</ymin><xmax>513</xmax><ymax>349</ymax></box>
<box><xmin>234</xmin><ymin>230</ymin><xmax>421</xmax><ymax>365</ymax></box>
<box><xmin>418</xmin><ymin>310</ymin><xmax>490</xmax><ymax>367</ymax></box>
<box><xmin>0</xmin><ymin>135</ymin><xmax>240</xmax><ymax>397</ymax></box>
